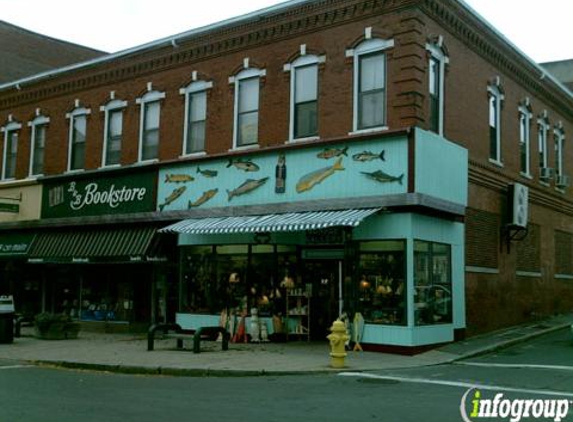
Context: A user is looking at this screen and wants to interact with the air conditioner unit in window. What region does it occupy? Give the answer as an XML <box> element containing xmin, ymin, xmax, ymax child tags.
<box><xmin>510</xmin><ymin>183</ymin><xmax>529</xmax><ymax>228</ymax></box>
<box><xmin>556</xmin><ymin>174</ymin><xmax>570</xmax><ymax>189</ymax></box>
<box><xmin>540</xmin><ymin>167</ymin><xmax>554</xmax><ymax>181</ymax></box>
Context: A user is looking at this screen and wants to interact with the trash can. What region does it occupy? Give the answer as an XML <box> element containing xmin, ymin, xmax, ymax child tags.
<box><xmin>0</xmin><ymin>295</ymin><xmax>15</xmax><ymax>344</ymax></box>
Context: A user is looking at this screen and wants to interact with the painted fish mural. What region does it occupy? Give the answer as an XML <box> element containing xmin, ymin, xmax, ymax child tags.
<box><xmin>227</xmin><ymin>177</ymin><xmax>269</xmax><ymax>201</ymax></box>
<box><xmin>352</xmin><ymin>150</ymin><xmax>386</xmax><ymax>162</ymax></box>
<box><xmin>296</xmin><ymin>157</ymin><xmax>344</xmax><ymax>193</ymax></box>
<box><xmin>159</xmin><ymin>186</ymin><xmax>187</xmax><ymax>211</ymax></box>
<box><xmin>226</xmin><ymin>158</ymin><xmax>260</xmax><ymax>172</ymax></box>
<box><xmin>361</xmin><ymin>170</ymin><xmax>404</xmax><ymax>185</ymax></box>
<box><xmin>165</xmin><ymin>174</ymin><xmax>195</xmax><ymax>183</ymax></box>
<box><xmin>188</xmin><ymin>189</ymin><xmax>218</xmax><ymax>208</ymax></box>
<box><xmin>317</xmin><ymin>146</ymin><xmax>348</xmax><ymax>159</ymax></box>
<box><xmin>196</xmin><ymin>167</ymin><xmax>218</xmax><ymax>178</ymax></box>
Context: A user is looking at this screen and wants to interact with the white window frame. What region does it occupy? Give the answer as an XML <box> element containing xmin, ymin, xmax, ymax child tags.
<box><xmin>100</xmin><ymin>98</ymin><xmax>127</xmax><ymax>168</ymax></box>
<box><xmin>538</xmin><ymin>112</ymin><xmax>550</xmax><ymax>173</ymax></box>
<box><xmin>230</xmin><ymin>65</ymin><xmax>265</xmax><ymax>150</ymax></box>
<box><xmin>554</xmin><ymin>124</ymin><xmax>565</xmax><ymax>180</ymax></box>
<box><xmin>180</xmin><ymin>77</ymin><xmax>212</xmax><ymax>157</ymax></box>
<box><xmin>347</xmin><ymin>35</ymin><xmax>394</xmax><ymax>134</ymax></box>
<box><xmin>426</xmin><ymin>41</ymin><xmax>449</xmax><ymax>136</ymax></box>
<box><xmin>66</xmin><ymin>105</ymin><xmax>91</xmax><ymax>172</ymax></box>
<box><xmin>28</xmin><ymin>113</ymin><xmax>50</xmax><ymax>177</ymax></box>
<box><xmin>487</xmin><ymin>82</ymin><xmax>504</xmax><ymax>166</ymax></box>
<box><xmin>1</xmin><ymin>120</ymin><xmax>21</xmax><ymax>180</ymax></box>
<box><xmin>518</xmin><ymin>101</ymin><xmax>532</xmax><ymax>178</ymax></box>
<box><xmin>136</xmin><ymin>88</ymin><xmax>165</xmax><ymax>163</ymax></box>
<box><xmin>284</xmin><ymin>51</ymin><xmax>325</xmax><ymax>142</ymax></box>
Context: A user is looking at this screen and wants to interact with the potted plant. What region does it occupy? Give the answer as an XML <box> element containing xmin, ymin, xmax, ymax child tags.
<box><xmin>34</xmin><ymin>313</ymin><xmax>81</xmax><ymax>340</ymax></box>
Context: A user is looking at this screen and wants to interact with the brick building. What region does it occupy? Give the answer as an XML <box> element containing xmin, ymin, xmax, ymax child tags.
<box><xmin>0</xmin><ymin>0</ymin><xmax>571</xmax><ymax>351</ymax></box>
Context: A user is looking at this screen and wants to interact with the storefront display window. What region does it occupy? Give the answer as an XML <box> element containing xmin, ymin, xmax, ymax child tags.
<box><xmin>180</xmin><ymin>244</ymin><xmax>297</xmax><ymax>317</ymax></box>
<box><xmin>355</xmin><ymin>240</ymin><xmax>406</xmax><ymax>325</ymax></box>
<box><xmin>414</xmin><ymin>241</ymin><xmax>452</xmax><ymax>325</ymax></box>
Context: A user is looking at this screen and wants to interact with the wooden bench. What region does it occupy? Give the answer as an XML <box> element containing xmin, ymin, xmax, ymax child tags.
<box><xmin>147</xmin><ymin>323</ymin><xmax>229</xmax><ymax>354</ymax></box>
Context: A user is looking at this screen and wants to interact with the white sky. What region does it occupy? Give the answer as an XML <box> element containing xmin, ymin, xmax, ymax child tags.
<box><xmin>1</xmin><ymin>0</ymin><xmax>571</xmax><ymax>63</ymax></box>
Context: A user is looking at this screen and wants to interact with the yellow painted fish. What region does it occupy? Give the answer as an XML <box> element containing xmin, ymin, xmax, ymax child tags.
<box><xmin>165</xmin><ymin>174</ymin><xmax>194</xmax><ymax>183</ymax></box>
<box><xmin>188</xmin><ymin>189</ymin><xmax>218</xmax><ymax>208</ymax></box>
<box><xmin>159</xmin><ymin>186</ymin><xmax>186</xmax><ymax>211</ymax></box>
<box><xmin>227</xmin><ymin>177</ymin><xmax>269</xmax><ymax>201</ymax></box>
<box><xmin>317</xmin><ymin>146</ymin><xmax>348</xmax><ymax>159</ymax></box>
<box><xmin>361</xmin><ymin>170</ymin><xmax>404</xmax><ymax>185</ymax></box>
<box><xmin>296</xmin><ymin>157</ymin><xmax>344</xmax><ymax>193</ymax></box>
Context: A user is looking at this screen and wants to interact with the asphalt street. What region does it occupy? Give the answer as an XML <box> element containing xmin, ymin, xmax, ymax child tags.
<box><xmin>0</xmin><ymin>328</ymin><xmax>571</xmax><ymax>422</ymax></box>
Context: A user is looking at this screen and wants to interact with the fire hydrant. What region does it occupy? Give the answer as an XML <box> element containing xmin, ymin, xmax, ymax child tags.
<box><xmin>327</xmin><ymin>319</ymin><xmax>350</xmax><ymax>368</ymax></box>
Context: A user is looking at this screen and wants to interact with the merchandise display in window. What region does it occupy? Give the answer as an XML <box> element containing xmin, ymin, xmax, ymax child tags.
<box><xmin>285</xmin><ymin>285</ymin><xmax>311</xmax><ymax>341</ymax></box>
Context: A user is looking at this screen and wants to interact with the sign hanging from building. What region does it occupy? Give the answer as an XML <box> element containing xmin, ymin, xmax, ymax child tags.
<box><xmin>41</xmin><ymin>171</ymin><xmax>156</xmax><ymax>218</ymax></box>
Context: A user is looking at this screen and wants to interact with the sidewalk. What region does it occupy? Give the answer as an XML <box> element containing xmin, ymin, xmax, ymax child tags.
<box><xmin>0</xmin><ymin>314</ymin><xmax>570</xmax><ymax>377</ymax></box>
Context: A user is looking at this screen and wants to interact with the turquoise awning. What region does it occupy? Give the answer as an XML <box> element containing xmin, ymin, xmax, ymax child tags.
<box><xmin>159</xmin><ymin>208</ymin><xmax>380</xmax><ymax>235</ymax></box>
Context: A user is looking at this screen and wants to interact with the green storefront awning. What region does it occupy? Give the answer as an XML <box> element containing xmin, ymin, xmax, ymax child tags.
<box><xmin>0</xmin><ymin>233</ymin><xmax>36</xmax><ymax>257</ymax></box>
<box><xmin>28</xmin><ymin>226</ymin><xmax>158</xmax><ymax>263</ymax></box>
<box><xmin>159</xmin><ymin>208</ymin><xmax>381</xmax><ymax>235</ymax></box>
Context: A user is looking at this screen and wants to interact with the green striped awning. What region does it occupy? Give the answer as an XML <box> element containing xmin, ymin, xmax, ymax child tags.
<box><xmin>28</xmin><ymin>226</ymin><xmax>157</xmax><ymax>262</ymax></box>
<box><xmin>159</xmin><ymin>208</ymin><xmax>380</xmax><ymax>235</ymax></box>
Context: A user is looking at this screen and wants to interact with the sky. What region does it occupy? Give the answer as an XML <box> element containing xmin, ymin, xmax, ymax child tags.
<box><xmin>1</xmin><ymin>0</ymin><xmax>571</xmax><ymax>63</ymax></box>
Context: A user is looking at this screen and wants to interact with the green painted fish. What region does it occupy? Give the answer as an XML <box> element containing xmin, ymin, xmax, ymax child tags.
<box><xmin>296</xmin><ymin>157</ymin><xmax>344</xmax><ymax>193</ymax></box>
<box><xmin>317</xmin><ymin>146</ymin><xmax>348</xmax><ymax>159</ymax></box>
<box><xmin>196</xmin><ymin>167</ymin><xmax>218</xmax><ymax>178</ymax></box>
<box><xmin>227</xmin><ymin>158</ymin><xmax>260</xmax><ymax>172</ymax></box>
<box><xmin>352</xmin><ymin>150</ymin><xmax>386</xmax><ymax>162</ymax></box>
<box><xmin>227</xmin><ymin>177</ymin><xmax>269</xmax><ymax>201</ymax></box>
<box><xmin>361</xmin><ymin>170</ymin><xmax>404</xmax><ymax>185</ymax></box>
<box><xmin>188</xmin><ymin>189</ymin><xmax>218</xmax><ymax>208</ymax></box>
<box><xmin>159</xmin><ymin>186</ymin><xmax>187</xmax><ymax>211</ymax></box>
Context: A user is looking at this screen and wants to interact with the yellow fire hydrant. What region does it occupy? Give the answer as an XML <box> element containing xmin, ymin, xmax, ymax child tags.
<box><xmin>327</xmin><ymin>319</ymin><xmax>350</xmax><ymax>368</ymax></box>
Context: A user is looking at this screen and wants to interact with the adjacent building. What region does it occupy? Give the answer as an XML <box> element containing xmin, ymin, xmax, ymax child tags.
<box><xmin>0</xmin><ymin>0</ymin><xmax>571</xmax><ymax>351</ymax></box>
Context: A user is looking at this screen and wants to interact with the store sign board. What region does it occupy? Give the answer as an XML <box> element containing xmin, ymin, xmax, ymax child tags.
<box><xmin>42</xmin><ymin>172</ymin><xmax>156</xmax><ymax>218</ymax></box>
<box><xmin>157</xmin><ymin>135</ymin><xmax>410</xmax><ymax>212</ymax></box>
<box><xmin>0</xmin><ymin>203</ymin><xmax>19</xmax><ymax>213</ymax></box>
<box><xmin>0</xmin><ymin>233</ymin><xmax>35</xmax><ymax>256</ymax></box>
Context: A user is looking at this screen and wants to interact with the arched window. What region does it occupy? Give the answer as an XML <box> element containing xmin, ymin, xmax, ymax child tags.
<box><xmin>136</xmin><ymin>84</ymin><xmax>165</xmax><ymax>162</ymax></box>
<box><xmin>426</xmin><ymin>37</ymin><xmax>449</xmax><ymax>135</ymax></box>
<box><xmin>66</xmin><ymin>101</ymin><xmax>91</xmax><ymax>171</ymax></box>
<box><xmin>1</xmin><ymin>117</ymin><xmax>21</xmax><ymax>180</ymax></box>
<box><xmin>100</xmin><ymin>94</ymin><xmax>127</xmax><ymax>167</ymax></box>
<box><xmin>28</xmin><ymin>111</ymin><xmax>50</xmax><ymax>176</ymax></box>
<box><xmin>180</xmin><ymin>73</ymin><xmax>212</xmax><ymax>156</ymax></box>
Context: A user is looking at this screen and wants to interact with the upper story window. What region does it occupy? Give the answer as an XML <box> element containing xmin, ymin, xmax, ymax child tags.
<box><xmin>487</xmin><ymin>78</ymin><xmax>504</xmax><ymax>165</ymax></box>
<box><xmin>538</xmin><ymin>111</ymin><xmax>550</xmax><ymax>178</ymax></box>
<box><xmin>66</xmin><ymin>101</ymin><xmax>90</xmax><ymax>172</ymax></box>
<box><xmin>1</xmin><ymin>117</ymin><xmax>21</xmax><ymax>180</ymax></box>
<box><xmin>554</xmin><ymin>123</ymin><xmax>566</xmax><ymax>188</ymax></box>
<box><xmin>285</xmin><ymin>47</ymin><xmax>325</xmax><ymax>141</ymax></box>
<box><xmin>180</xmin><ymin>73</ymin><xmax>212</xmax><ymax>156</ymax></box>
<box><xmin>347</xmin><ymin>28</ymin><xmax>394</xmax><ymax>133</ymax></box>
<box><xmin>100</xmin><ymin>94</ymin><xmax>127</xmax><ymax>167</ymax></box>
<box><xmin>28</xmin><ymin>110</ymin><xmax>49</xmax><ymax>177</ymax></box>
<box><xmin>426</xmin><ymin>37</ymin><xmax>448</xmax><ymax>136</ymax></box>
<box><xmin>230</xmin><ymin>59</ymin><xmax>265</xmax><ymax>149</ymax></box>
<box><xmin>136</xmin><ymin>84</ymin><xmax>165</xmax><ymax>162</ymax></box>
<box><xmin>518</xmin><ymin>99</ymin><xmax>532</xmax><ymax>177</ymax></box>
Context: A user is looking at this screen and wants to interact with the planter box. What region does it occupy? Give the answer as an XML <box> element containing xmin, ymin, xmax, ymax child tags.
<box><xmin>35</xmin><ymin>322</ymin><xmax>81</xmax><ymax>340</ymax></box>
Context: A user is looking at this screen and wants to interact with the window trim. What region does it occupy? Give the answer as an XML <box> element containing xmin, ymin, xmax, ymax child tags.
<box><xmin>554</xmin><ymin>124</ymin><xmax>565</xmax><ymax>182</ymax></box>
<box><xmin>518</xmin><ymin>101</ymin><xmax>532</xmax><ymax>177</ymax></box>
<box><xmin>347</xmin><ymin>37</ymin><xmax>394</xmax><ymax>134</ymax></box>
<box><xmin>426</xmin><ymin>42</ymin><xmax>449</xmax><ymax>136</ymax></box>
<box><xmin>1</xmin><ymin>120</ymin><xmax>22</xmax><ymax>180</ymax></box>
<box><xmin>180</xmin><ymin>79</ymin><xmax>212</xmax><ymax>157</ymax></box>
<box><xmin>100</xmin><ymin>99</ymin><xmax>127</xmax><ymax>168</ymax></box>
<box><xmin>66</xmin><ymin>106</ymin><xmax>91</xmax><ymax>172</ymax></box>
<box><xmin>27</xmin><ymin>114</ymin><xmax>49</xmax><ymax>177</ymax></box>
<box><xmin>231</xmin><ymin>67</ymin><xmax>265</xmax><ymax>150</ymax></box>
<box><xmin>487</xmin><ymin>83</ymin><xmax>504</xmax><ymax>165</ymax></box>
<box><xmin>136</xmin><ymin>89</ymin><xmax>165</xmax><ymax>163</ymax></box>
<box><xmin>538</xmin><ymin>112</ymin><xmax>550</xmax><ymax>173</ymax></box>
<box><xmin>285</xmin><ymin>54</ymin><xmax>324</xmax><ymax>142</ymax></box>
